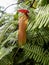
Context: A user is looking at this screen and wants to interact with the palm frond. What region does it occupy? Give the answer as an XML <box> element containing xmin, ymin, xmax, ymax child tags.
<box><xmin>27</xmin><ymin>4</ymin><xmax>49</xmax><ymax>31</ymax></box>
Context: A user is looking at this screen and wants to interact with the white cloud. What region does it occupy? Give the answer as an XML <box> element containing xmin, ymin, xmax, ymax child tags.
<box><xmin>0</xmin><ymin>0</ymin><xmax>17</xmax><ymax>14</ymax></box>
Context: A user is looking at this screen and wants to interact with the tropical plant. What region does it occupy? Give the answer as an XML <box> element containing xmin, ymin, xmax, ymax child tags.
<box><xmin>0</xmin><ymin>0</ymin><xmax>49</xmax><ymax>65</ymax></box>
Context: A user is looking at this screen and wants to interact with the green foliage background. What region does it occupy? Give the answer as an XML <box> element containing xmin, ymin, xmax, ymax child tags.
<box><xmin>0</xmin><ymin>0</ymin><xmax>49</xmax><ymax>65</ymax></box>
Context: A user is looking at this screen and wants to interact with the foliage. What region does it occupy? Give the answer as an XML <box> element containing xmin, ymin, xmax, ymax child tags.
<box><xmin>0</xmin><ymin>0</ymin><xmax>49</xmax><ymax>65</ymax></box>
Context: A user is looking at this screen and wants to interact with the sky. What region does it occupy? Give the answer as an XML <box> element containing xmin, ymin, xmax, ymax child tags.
<box><xmin>0</xmin><ymin>0</ymin><xmax>17</xmax><ymax>14</ymax></box>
